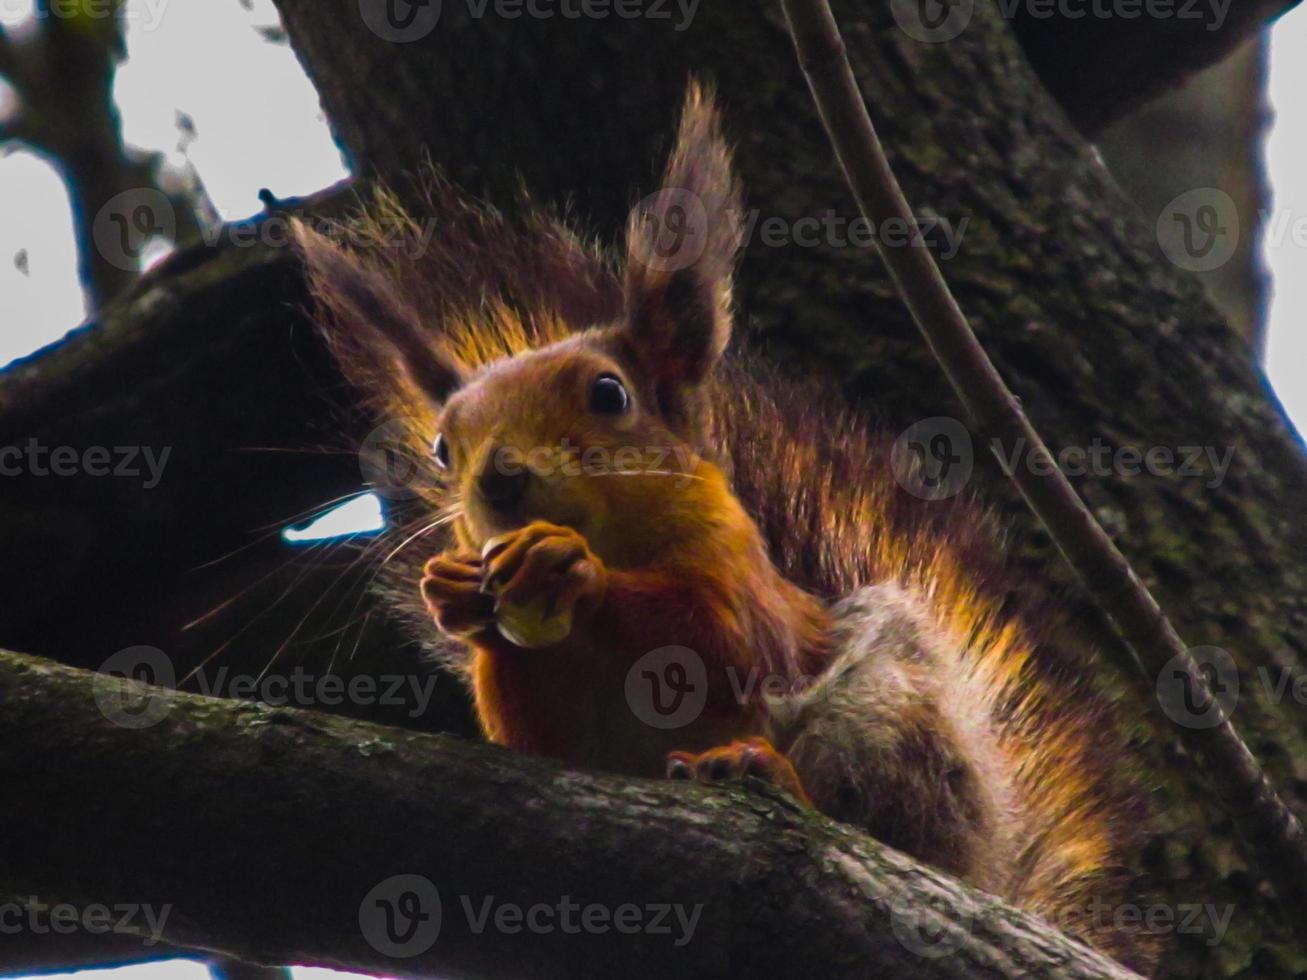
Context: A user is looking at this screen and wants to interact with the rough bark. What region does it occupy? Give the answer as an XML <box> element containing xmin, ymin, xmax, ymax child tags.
<box><xmin>1009</xmin><ymin>0</ymin><xmax>1299</xmax><ymax>132</ymax></box>
<box><xmin>265</xmin><ymin>3</ymin><xmax>1307</xmax><ymax>972</ymax></box>
<box><xmin>1096</xmin><ymin>37</ymin><xmax>1271</xmax><ymax>347</ymax></box>
<box><xmin>0</xmin><ymin>649</ymin><xmax>1141</xmax><ymax>980</ymax></box>
<box><xmin>3</xmin><ymin>0</ymin><xmax>1306</xmax><ymax>977</ymax></box>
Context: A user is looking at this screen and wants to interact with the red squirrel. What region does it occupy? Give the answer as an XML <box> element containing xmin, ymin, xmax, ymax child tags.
<box><xmin>295</xmin><ymin>84</ymin><xmax>1154</xmax><ymax>972</ymax></box>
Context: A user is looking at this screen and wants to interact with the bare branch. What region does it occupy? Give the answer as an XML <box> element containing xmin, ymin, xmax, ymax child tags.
<box><xmin>0</xmin><ymin>649</ymin><xmax>1139</xmax><ymax>979</ymax></box>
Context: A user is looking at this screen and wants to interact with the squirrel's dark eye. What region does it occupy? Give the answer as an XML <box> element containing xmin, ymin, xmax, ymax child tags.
<box><xmin>590</xmin><ymin>374</ymin><xmax>630</xmax><ymax>415</ymax></box>
<box><xmin>432</xmin><ymin>433</ymin><xmax>450</xmax><ymax>470</ymax></box>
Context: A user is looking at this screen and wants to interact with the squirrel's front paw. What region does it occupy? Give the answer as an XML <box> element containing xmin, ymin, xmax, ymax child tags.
<box><xmin>666</xmin><ymin>737</ymin><xmax>812</xmax><ymax>806</ymax></box>
<box><xmin>421</xmin><ymin>551</ymin><xmax>496</xmax><ymax>639</ymax></box>
<box><xmin>480</xmin><ymin>521</ymin><xmax>608</xmax><ymax>648</ymax></box>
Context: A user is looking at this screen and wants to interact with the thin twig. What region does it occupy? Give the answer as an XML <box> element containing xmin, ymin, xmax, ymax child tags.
<box><xmin>779</xmin><ymin>0</ymin><xmax>1307</xmax><ymax>923</ymax></box>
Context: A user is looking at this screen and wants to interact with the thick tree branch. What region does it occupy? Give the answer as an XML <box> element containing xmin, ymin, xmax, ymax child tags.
<box><xmin>1010</xmin><ymin>0</ymin><xmax>1300</xmax><ymax>132</ymax></box>
<box><xmin>0</xmin><ymin>26</ymin><xmax>15</xmax><ymax>79</ymax></box>
<box><xmin>0</xmin><ymin>649</ymin><xmax>1139</xmax><ymax>979</ymax></box>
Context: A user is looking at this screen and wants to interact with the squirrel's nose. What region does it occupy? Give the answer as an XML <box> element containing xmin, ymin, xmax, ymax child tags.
<box><xmin>477</xmin><ymin>458</ymin><xmax>530</xmax><ymax>512</ymax></box>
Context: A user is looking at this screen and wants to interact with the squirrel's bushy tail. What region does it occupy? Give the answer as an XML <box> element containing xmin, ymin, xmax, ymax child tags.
<box><xmin>709</xmin><ymin>363</ymin><xmax>1154</xmax><ymax>971</ymax></box>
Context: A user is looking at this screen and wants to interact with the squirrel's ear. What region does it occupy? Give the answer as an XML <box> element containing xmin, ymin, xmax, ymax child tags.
<box><xmin>622</xmin><ymin>82</ymin><xmax>743</xmax><ymax>401</ymax></box>
<box><xmin>293</xmin><ymin>220</ymin><xmax>467</xmax><ymax>405</ymax></box>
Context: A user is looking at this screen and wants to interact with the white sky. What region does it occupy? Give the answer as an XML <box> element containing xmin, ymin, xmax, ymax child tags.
<box><xmin>1264</xmin><ymin>8</ymin><xmax>1307</xmax><ymax>428</ymax></box>
<box><xmin>0</xmin><ymin>1</ymin><xmax>1305</xmax><ymax>975</ymax></box>
<box><xmin>0</xmin><ymin>0</ymin><xmax>346</xmax><ymax>365</ymax></box>
<box><xmin>20</xmin><ymin>964</ymin><xmax>370</xmax><ymax>980</ymax></box>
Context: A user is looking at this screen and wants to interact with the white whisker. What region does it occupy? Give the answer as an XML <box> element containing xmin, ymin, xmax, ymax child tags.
<box><xmin>380</xmin><ymin>509</ymin><xmax>463</xmax><ymax>567</ymax></box>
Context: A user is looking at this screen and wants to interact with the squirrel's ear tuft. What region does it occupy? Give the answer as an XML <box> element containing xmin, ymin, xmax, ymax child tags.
<box><xmin>622</xmin><ymin>82</ymin><xmax>743</xmax><ymax>401</ymax></box>
<box><xmin>293</xmin><ymin>220</ymin><xmax>467</xmax><ymax>405</ymax></box>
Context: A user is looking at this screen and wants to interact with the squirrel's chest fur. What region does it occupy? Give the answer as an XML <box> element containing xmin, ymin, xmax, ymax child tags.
<box><xmin>472</xmin><ymin>642</ymin><xmax>762</xmax><ymax>777</ymax></box>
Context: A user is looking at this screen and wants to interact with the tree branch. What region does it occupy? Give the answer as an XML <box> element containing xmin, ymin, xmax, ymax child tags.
<box><xmin>0</xmin><ymin>648</ymin><xmax>1140</xmax><ymax>979</ymax></box>
<box><xmin>0</xmin><ymin>0</ymin><xmax>216</xmax><ymax>309</ymax></box>
<box><xmin>779</xmin><ymin>0</ymin><xmax>1307</xmax><ymax>930</ymax></box>
<box><xmin>1010</xmin><ymin>0</ymin><xmax>1301</xmax><ymax>133</ymax></box>
<box><xmin>0</xmin><ymin>26</ymin><xmax>16</xmax><ymax>81</ymax></box>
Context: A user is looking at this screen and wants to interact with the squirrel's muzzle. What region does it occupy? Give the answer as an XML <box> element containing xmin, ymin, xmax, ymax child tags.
<box><xmin>477</xmin><ymin>454</ymin><xmax>531</xmax><ymax>513</ymax></box>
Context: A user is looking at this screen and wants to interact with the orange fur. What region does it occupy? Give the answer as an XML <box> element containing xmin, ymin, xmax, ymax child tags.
<box><xmin>296</xmin><ymin>83</ymin><xmax>1154</xmax><ymax>973</ymax></box>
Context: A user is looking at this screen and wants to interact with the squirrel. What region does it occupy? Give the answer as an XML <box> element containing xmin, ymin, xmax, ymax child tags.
<box><xmin>294</xmin><ymin>84</ymin><xmax>1154</xmax><ymax>973</ymax></box>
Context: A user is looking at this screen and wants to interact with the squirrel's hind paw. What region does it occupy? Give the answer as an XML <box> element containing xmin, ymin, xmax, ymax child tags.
<box><xmin>666</xmin><ymin>737</ymin><xmax>812</xmax><ymax>806</ymax></box>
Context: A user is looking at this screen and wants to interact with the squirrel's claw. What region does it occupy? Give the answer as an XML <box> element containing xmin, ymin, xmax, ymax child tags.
<box><xmin>665</xmin><ymin>737</ymin><xmax>812</xmax><ymax>806</ymax></box>
<box><xmin>481</xmin><ymin>521</ymin><xmax>608</xmax><ymax>623</ymax></box>
<box><xmin>422</xmin><ymin>551</ymin><xmax>496</xmax><ymax>637</ymax></box>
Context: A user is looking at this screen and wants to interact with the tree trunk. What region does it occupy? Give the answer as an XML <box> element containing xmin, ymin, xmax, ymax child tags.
<box><xmin>4</xmin><ymin>1</ymin><xmax>1306</xmax><ymax>976</ymax></box>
